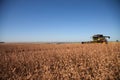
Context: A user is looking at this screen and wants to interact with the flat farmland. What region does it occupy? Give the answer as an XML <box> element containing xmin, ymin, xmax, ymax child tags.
<box><xmin>0</xmin><ymin>43</ymin><xmax>120</xmax><ymax>80</ymax></box>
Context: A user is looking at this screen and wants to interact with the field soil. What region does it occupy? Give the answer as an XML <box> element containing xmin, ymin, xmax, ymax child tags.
<box><xmin>0</xmin><ymin>43</ymin><xmax>120</xmax><ymax>80</ymax></box>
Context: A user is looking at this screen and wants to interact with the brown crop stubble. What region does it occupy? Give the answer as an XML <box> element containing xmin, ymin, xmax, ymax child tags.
<box><xmin>0</xmin><ymin>43</ymin><xmax>120</xmax><ymax>80</ymax></box>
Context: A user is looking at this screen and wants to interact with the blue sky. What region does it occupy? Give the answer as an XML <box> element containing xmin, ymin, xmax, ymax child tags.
<box><xmin>0</xmin><ymin>0</ymin><xmax>120</xmax><ymax>42</ymax></box>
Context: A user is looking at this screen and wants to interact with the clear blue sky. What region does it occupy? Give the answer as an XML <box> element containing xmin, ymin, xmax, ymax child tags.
<box><xmin>0</xmin><ymin>0</ymin><xmax>120</xmax><ymax>42</ymax></box>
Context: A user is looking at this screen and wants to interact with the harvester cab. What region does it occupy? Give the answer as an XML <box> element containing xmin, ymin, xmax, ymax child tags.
<box><xmin>92</xmin><ymin>34</ymin><xmax>110</xmax><ymax>44</ymax></box>
<box><xmin>81</xmin><ymin>34</ymin><xmax>110</xmax><ymax>44</ymax></box>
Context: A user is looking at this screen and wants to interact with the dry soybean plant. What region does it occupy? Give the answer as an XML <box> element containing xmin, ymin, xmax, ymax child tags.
<box><xmin>0</xmin><ymin>43</ymin><xmax>120</xmax><ymax>80</ymax></box>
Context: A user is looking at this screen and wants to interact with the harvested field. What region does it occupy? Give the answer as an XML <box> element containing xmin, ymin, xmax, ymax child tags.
<box><xmin>0</xmin><ymin>43</ymin><xmax>120</xmax><ymax>80</ymax></box>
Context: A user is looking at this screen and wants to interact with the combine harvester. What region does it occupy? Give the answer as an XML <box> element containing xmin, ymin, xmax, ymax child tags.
<box><xmin>81</xmin><ymin>34</ymin><xmax>110</xmax><ymax>44</ymax></box>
